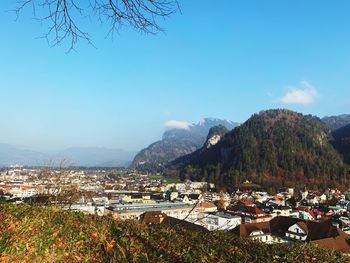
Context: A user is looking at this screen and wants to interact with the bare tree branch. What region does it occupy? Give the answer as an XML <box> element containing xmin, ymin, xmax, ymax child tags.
<box><xmin>13</xmin><ymin>0</ymin><xmax>180</xmax><ymax>51</ymax></box>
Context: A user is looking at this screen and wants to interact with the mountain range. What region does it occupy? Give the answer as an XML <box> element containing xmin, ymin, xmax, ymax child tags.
<box><xmin>2</xmin><ymin>111</ymin><xmax>350</xmax><ymax>175</ymax></box>
<box><xmin>167</xmin><ymin>109</ymin><xmax>350</xmax><ymax>191</ymax></box>
<box><xmin>130</xmin><ymin>118</ymin><xmax>239</xmax><ymax>172</ymax></box>
<box><xmin>0</xmin><ymin>144</ymin><xmax>135</xmax><ymax>167</ymax></box>
<box><xmin>322</xmin><ymin>114</ymin><xmax>350</xmax><ymax>131</ymax></box>
<box><xmin>0</xmin><ymin>144</ymin><xmax>47</xmax><ymax>167</ymax></box>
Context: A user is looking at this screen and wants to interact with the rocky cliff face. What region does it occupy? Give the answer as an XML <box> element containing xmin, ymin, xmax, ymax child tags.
<box><xmin>205</xmin><ymin>125</ymin><xmax>230</xmax><ymax>149</ymax></box>
<box><xmin>130</xmin><ymin>118</ymin><xmax>238</xmax><ymax>172</ymax></box>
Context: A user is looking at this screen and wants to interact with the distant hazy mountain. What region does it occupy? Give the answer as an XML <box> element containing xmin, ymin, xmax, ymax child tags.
<box><xmin>168</xmin><ymin>109</ymin><xmax>347</xmax><ymax>190</ymax></box>
<box><xmin>0</xmin><ymin>144</ymin><xmax>47</xmax><ymax>167</ymax></box>
<box><xmin>56</xmin><ymin>147</ymin><xmax>135</xmax><ymax>167</ymax></box>
<box><xmin>322</xmin><ymin>114</ymin><xmax>350</xmax><ymax>131</ymax></box>
<box><xmin>0</xmin><ymin>144</ymin><xmax>134</xmax><ymax>167</ymax></box>
<box><xmin>130</xmin><ymin>118</ymin><xmax>238</xmax><ymax>172</ymax></box>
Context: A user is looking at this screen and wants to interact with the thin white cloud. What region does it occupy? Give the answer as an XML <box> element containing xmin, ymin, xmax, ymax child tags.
<box><xmin>165</xmin><ymin>120</ymin><xmax>193</xmax><ymax>130</ymax></box>
<box><xmin>277</xmin><ymin>81</ymin><xmax>319</xmax><ymax>105</ymax></box>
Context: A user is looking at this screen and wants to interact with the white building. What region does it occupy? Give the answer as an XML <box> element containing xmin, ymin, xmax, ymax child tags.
<box><xmin>65</xmin><ymin>204</ymin><xmax>105</xmax><ymax>216</ymax></box>
<box><xmin>6</xmin><ymin>187</ymin><xmax>38</xmax><ymax>198</ymax></box>
<box><xmin>173</xmin><ymin>212</ymin><xmax>241</xmax><ymax>231</ymax></box>
<box><xmin>286</xmin><ymin>222</ymin><xmax>308</xmax><ymax>241</ymax></box>
<box><xmin>197</xmin><ymin>212</ymin><xmax>241</xmax><ymax>231</ymax></box>
<box><xmin>269</xmin><ymin>207</ymin><xmax>294</xmax><ymax>218</ymax></box>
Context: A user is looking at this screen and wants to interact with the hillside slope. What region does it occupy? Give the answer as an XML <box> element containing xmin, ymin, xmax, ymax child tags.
<box><xmin>0</xmin><ymin>144</ymin><xmax>47</xmax><ymax>167</ymax></box>
<box><xmin>322</xmin><ymin>114</ymin><xmax>350</xmax><ymax>131</ymax></box>
<box><xmin>0</xmin><ymin>204</ymin><xmax>347</xmax><ymax>262</ymax></box>
<box><xmin>169</xmin><ymin>109</ymin><xmax>348</xmax><ymax>190</ymax></box>
<box><xmin>131</xmin><ymin>118</ymin><xmax>238</xmax><ymax>172</ymax></box>
<box><xmin>332</xmin><ymin>124</ymin><xmax>350</xmax><ymax>164</ymax></box>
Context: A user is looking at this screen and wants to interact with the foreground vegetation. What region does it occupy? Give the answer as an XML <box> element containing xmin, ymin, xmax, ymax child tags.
<box><xmin>0</xmin><ymin>204</ymin><xmax>348</xmax><ymax>262</ymax></box>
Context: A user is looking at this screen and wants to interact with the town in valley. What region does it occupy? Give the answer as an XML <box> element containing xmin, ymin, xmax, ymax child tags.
<box><xmin>2</xmin><ymin>165</ymin><xmax>350</xmax><ymax>253</ymax></box>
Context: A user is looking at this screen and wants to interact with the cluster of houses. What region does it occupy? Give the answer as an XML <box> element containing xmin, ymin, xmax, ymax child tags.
<box><xmin>0</xmin><ymin>168</ymin><xmax>213</xmax><ymax>201</ymax></box>
<box><xmin>2</xmin><ymin>167</ymin><xmax>350</xmax><ymax>253</ymax></box>
<box><xmin>130</xmin><ymin>187</ymin><xmax>350</xmax><ymax>253</ymax></box>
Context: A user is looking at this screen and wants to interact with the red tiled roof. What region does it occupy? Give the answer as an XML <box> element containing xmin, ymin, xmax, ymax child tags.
<box><xmin>227</xmin><ymin>205</ymin><xmax>266</xmax><ymax>216</ymax></box>
<box><xmin>1</xmin><ymin>185</ymin><xmax>42</xmax><ymax>190</ymax></box>
<box><xmin>233</xmin><ymin>216</ymin><xmax>350</xmax><ymax>252</ymax></box>
<box><xmin>296</xmin><ymin>222</ymin><xmax>308</xmax><ymax>234</ymax></box>
<box><xmin>198</xmin><ymin>201</ymin><xmax>217</xmax><ymax>209</ymax></box>
<box><xmin>312</xmin><ymin>236</ymin><xmax>350</xmax><ymax>253</ymax></box>
<box><xmin>140</xmin><ymin>211</ymin><xmax>167</xmax><ymax>224</ymax></box>
<box><xmin>272</xmin><ymin>195</ymin><xmax>284</xmax><ymax>201</ymax></box>
<box><xmin>231</xmin><ymin>221</ymin><xmax>270</xmax><ymax>237</ymax></box>
<box><xmin>270</xmin><ymin>216</ymin><xmax>348</xmax><ymax>241</ymax></box>
<box><xmin>241</xmin><ymin>200</ymin><xmax>254</xmax><ymax>206</ymax></box>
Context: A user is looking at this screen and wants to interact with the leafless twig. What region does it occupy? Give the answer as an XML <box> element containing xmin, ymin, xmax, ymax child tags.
<box><xmin>12</xmin><ymin>0</ymin><xmax>180</xmax><ymax>51</ymax></box>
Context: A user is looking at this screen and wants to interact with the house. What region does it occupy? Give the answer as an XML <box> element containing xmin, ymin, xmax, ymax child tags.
<box><xmin>267</xmin><ymin>195</ymin><xmax>286</xmax><ymax>206</ymax></box>
<box><xmin>252</xmin><ymin>192</ymin><xmax>270</xmax><ymax>203</ymax></box>
<box><xmin>105</xmin><ymin>201</ymin><xmax>217</xmax><ymax>220</ymax></box>
<box><xmin>294</xmin><ymin>207</ymin><xmax>315</xmax><ymax>221</ymax></box>
<box><xmin>300</xmin><ymin>186</ymin><xmax>308</xmax><ymax>200</ymax></box>
<box><xmin>190</xmin><ymin>182</ymin><xmax>208</xmax><ymax>190</ymax></box>
<box><xmin>0</xmin><ymin>185</ymin><xmax>43</xmax><ymax>199</ymax></box>
<box><xmin>140</xmin><ymin>211</ymin><xmax>167</xmax><ymax>224</ymax></box>
<box><xmin>268</xmin><ymin>206</ymin><xmax>294</xmax><ymax>218</ymax></box>
<box><xmin>333</xmin><ymin>217</ymin><xmax>350</xmax><ymax>234</ymax></box>
<box><xmin>194</xmin><ymin>212</ymin><xmax>241</xmax><ymax>231</ymax></box>
<box><xmin>231</xmin><ymin>221</ymin><xmax>275</xmax><ymax>243</ymax></box>
<box><xmin>174</xmin><ymin>183</ymin><xmax>186</xmax><ymax>192</ymax></box>
<box><xmin>227</xmin><ymin>205</ymin><xmax>271</xmax><ymax>224</ymax></box>
<box><xmin>286</xmin><ymin>222</ymin><xmax>308</xmax><ymax>241</ymax></box>
<box><xmin>92</xmin><ymin>197</ymin><xmax>109</xmax><ymax>206</ymax></box>
<box><xmin>198</xmin><ymin>201</ymin><xmax>218</xmax><ymax>213</ymax></box>
<box><xmin>66</xmin><ymin>203</ymin><xmax>105</xmax><ymax>216</ymax></box>
<box><xmin>283</xmin><ymin>219</ymin><xmax>350</xmax><ymax>246</ymax></box>
<box><xmin>305</xmin><ymin>194</ymin><xmax>319</xmax><ymax>205</ymax></box>
<box><xmin>270</xmin><ymin>216</ymin><xmax>350</xmax><ymax>243</ymax></box>
<box><xmin>312</xmin><ymin>236</ymin><xmax>350</xmax><ymax>253</ymax></box>
<box><xmin>165</xmin><ymin>191</ymin><xmax>179</xmax><ymax>201</ymax></box>
<box><xmin>232</xmin><ymin>216</ymin><xmax>350</xmax><ymax>252</ymax></box>
<box><xmin>178</xmin><ymin>193</ymin><xmax>202</xmax><ymax>204</ymax></box>
<box><xmin>122</xmin><ymin>193</ymin><xmax>153</xmax><ymax>203</ymax></box>
<box><xmin>319</xmin><ymin>193</ymin><xmax>327</xmax><ymax>204</ymax></box>
<box><xmin>326</xmin><ymin>188</ymin><xmax>345</xmax><ymax>201</ymax></box>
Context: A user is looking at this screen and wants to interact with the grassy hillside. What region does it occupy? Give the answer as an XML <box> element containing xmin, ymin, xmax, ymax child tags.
<box><xmin>0</xmin><ymin>204</ymin><xmax>348</xmax><ymax>262</ymax></box>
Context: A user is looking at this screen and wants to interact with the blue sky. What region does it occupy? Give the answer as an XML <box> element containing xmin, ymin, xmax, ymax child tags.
<box><xmin>0</xmin><ymin>1</ymin><xmax>349</xmax><ymax>151</ymax></box>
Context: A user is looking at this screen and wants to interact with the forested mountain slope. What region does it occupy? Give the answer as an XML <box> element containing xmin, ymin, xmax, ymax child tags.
<box><xmin>169</xmin><ymin>109</ymin><xmax>349</xmax><ymax>191</ymax></box>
